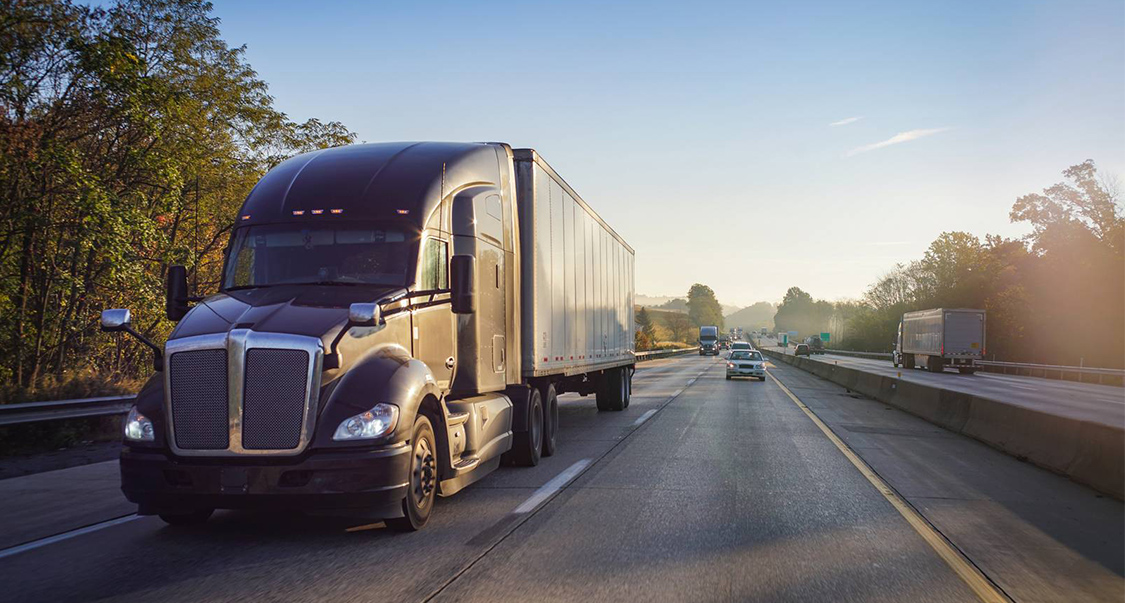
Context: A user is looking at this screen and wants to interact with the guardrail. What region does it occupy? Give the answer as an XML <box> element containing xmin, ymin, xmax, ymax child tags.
<box><xmin>636</xmin><ymin>346</ymin><xmax>699</xmax><ymax>362</ymax></box>
<box><xmin>973</xmin><ymin>360</ymin><xmax>1124</xmax><ymax>385</ymax></box>
<box><xmin>0</xmin><ymin>395</ymin><xmax>135</xmax><ymax>427</ymax></box>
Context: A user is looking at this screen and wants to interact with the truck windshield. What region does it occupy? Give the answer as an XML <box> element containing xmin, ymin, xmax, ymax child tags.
<box><xmin>223</xmin><ymin>223</ymin><xmax>414</xmax><ymax>289</ymax></box>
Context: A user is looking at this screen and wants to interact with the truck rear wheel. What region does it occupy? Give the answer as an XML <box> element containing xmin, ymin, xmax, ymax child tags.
<box><xmin>541</xmin><ymin>384</ymin><xmax>558</xmax><ymax>457</ymax></box>
<box><xmin>904</xmin><ymin>354</ymin><xmax>915</xmax><ymax>370</ymax></box>
<box><xmin>386</xmin><ymin>415</ymin><xmax>437</xmax><ymax>532</ymax></box>
<box><xmin>504</xmin><ymin>388</ymin><xmax>543</xmax><ymax>467</ymax></box>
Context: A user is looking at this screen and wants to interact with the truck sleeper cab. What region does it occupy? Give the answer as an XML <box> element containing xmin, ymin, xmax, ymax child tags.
<box><xmin>104</xmin><ymin>142</ymin><xmax>635</xmax><ymax>531</ymax></box>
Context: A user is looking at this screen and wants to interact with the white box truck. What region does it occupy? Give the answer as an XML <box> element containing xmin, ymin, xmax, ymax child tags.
<box><xmin>893</xmin><ymin>308</ymin><xmax>985</xmax><ymax>374</ymax></box>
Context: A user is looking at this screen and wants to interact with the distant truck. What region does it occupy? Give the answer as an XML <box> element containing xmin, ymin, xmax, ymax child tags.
<box><xmin>893</xmin><ymin>308</ymin><xmax>985</xmax><ymax>374</ymax></box>
<box><xmin>804</xmin><ymin>335</ymin><xmax>824</xmax><ymax>354</ymax></box>
<box><xmin>778</xmin><ymin>332</ymin><xmax>789</xmax><ymax>347</ymax></box>
<box><xmin>699</xmin><ymin>325</ymin><xmax>719</xmax><ymax>355</ymax></box>
<box><xmin>100</xmin><ymin>142</ymin><xmax>635</xmax><ymax>531</ymax></box>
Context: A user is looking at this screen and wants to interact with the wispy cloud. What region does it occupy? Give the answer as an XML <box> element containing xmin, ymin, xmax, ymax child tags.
<box><xmin>829</xmin><ymin>116</ymin><xmax>863</xmax><ymax>127</ymax></box>
<box><xmin>846</xmin><ymin>127</ymin><xmax>951</xmax><ymax>156</ymax></box>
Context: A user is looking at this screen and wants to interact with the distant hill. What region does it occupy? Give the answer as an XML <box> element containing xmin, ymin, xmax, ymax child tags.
<box><xmin>637</xmin><ymin>294</ymin><xmax>738</xmax><ymax>316</ymax></box>
<box><xmin>723</xmin><ymin>302</ymin><xmax>777</xmax><ymax>331</ymax></box>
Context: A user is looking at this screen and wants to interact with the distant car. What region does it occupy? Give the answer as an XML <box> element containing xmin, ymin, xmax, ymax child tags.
<box><xmin>730</xmin><ymin>342</ymin><xmax>753</xmax><ymax>353</ymax></box>
<box><xmin>727</xmin><ymin>350</ymin><xmax>767</xmax><ymax>381</ymax></box>
<box><xmin>794</xmin><ymin>343</ymin><xmax>811</xmax><ymax>357</ymax></box>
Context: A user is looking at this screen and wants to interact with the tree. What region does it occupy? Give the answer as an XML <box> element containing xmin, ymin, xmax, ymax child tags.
<box><xmin>0</xmin><ymin>0</ymin><xmax>356</xmax><ymax>394</ymax></box>
<box><xmin>639</xmin><ymin>306</ymin><xmax>657</xmax><ymax>348</ymax></box>
<box><xmin>665</xmin><ymin>312</ymin><xmax>696</xmax><ymax>343</ymax></box>
<box><xmin>686</xmin><ymin>283</ymin><xmax>723</xmax><ymax>331</ymax></box>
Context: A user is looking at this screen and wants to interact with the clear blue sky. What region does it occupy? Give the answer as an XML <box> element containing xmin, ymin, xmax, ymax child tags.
<box><xmin>211</xmin><ymin>0</ymin><xmax>1124</xmax><ymax>307</ymax></box>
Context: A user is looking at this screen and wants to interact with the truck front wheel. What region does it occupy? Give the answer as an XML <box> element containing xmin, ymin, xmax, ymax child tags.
<box><xmin>386</xmin><ymin>415</ymin><xmax>437</xmax><ymax>532</ymax></box>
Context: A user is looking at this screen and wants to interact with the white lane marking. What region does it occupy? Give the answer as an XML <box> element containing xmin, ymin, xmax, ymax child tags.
<box><xmin>633</xmin><ymin>409</ymin><xmax>658</xmax><ymax>426</ymax></box>
<box><xmin>513</xmin><ymin>459</ymin><xmax>592</xmax><ymax>514</ymax></box>
<box><xmin>0</xmin><ymin>514</ymin><xmax>141</xmax><ymax>560</ymax></box>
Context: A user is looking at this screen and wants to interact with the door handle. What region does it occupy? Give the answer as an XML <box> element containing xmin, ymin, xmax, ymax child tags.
<box><xmin>446</xmin><ymin>357</ymin><xmax>456</xmax><ymax>369</ymax></box>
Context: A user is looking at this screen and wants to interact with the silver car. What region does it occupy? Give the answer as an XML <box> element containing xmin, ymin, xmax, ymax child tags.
<box><xmin>726</xmin><ymin>350</ymin><xmax>766</xmax><ymax>381</ymax></box>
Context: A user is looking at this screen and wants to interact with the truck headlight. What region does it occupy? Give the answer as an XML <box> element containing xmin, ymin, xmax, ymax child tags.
<box><xmin>333</xmin><ymin>403</ymin><xmax>399</xmax><ymax>441</ymax></box>
<box><xmin>124</xmin><ymin>406</ymin><xmax>154</xmax><ymax>442</ymax></box>
<box><xmin>727</xmin><ymin>362</ymin><xmax>735</xmax><ymax>368</ymax></box>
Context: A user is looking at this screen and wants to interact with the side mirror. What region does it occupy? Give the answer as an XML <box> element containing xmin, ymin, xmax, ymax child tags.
<box><xmin>100</xmin><ymin>308</ymin><xmax>163</xmax><ymax>371</ymax></box>
<box><xmin>101</xmin><ymin>309</ymin><xmax>131</xmax><ymax>332</ymax></box>
<box><xmin>348</xmin><ymin>302</ymin><xmax>381</xmax><ymax>326</ymax></box>
<box><xmin>324</xmin><ymin>302</ymin><xmax>385</xmax><ymax>370</ymax></box>
<box><xmin>450</xmin><ymin>255</ymin><xmax>476</xmax><ymax>314</ymax></box>
<box><xmin>166</xmin><ymin>265</ymin><xmax>189</xmax><ymax>321</ymax></box>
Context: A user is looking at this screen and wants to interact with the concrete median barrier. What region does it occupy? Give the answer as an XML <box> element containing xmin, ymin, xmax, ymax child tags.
<box><xmin>763</xmin><ymin>348</ymin><xmax>1124</xmax><ymax>500</ymax></box>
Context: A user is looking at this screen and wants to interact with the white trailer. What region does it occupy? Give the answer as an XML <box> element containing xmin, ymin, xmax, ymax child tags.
<box><xmin>895</xmin><ymin>308</ymin><xmax>986</xmax><ymax>374</ymax></box>
<box><xmin>514</xmin><ymin>149</ymin><xmax>635</xmax><ymax>380</ymax></box>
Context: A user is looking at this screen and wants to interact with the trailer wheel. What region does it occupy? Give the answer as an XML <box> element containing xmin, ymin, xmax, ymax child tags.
<box><xmin>541</xmin><ymin>384</ymin><xmax>558</xmax><ymax>457</ymax></box>
<box><xmin>386</xmin><ymin>415</ymin><xmax>437</xmax><ymax>532</ymax></box>
<box><xmin>904</xmin><ymin>354</ymin><xmax>915</xmax><ymax>370</ymax></box>
<box><xmin>159</xmin><ymin>509</ymin><xmax>213</xmax><ymax>526</ymax></box>
<box><xmin>957</xmin><ymin>368</ymin><xmax>976</xmax><ymax>375</ymax></box>
<box><xmin>505</xmin><ymin>387</ymin><xmax>543</xmax><ymax>466</ymax></box>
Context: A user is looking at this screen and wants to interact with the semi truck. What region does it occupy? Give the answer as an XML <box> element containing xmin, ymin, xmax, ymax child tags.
<box><xmin>699</xmin><ymin>325</ymin><xmax>719</xmax><ymax>355</ymax></box>
<box><xmin>893</xmin><ymin>308</ymin><xmax>985</xmax><ymax>374</ymax></box>
<box><xmin>100</xmin><ymin>142</ymin><xmax>635</xmax><ymax>531</ymax></box>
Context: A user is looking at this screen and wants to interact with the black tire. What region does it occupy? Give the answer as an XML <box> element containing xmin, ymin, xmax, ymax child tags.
<box><xmin>541</xmin><ymin>384</ymin><xmax>558</xmax><ymax>457</ymax></box>
<box><xmin>957</xmin><ymin>368</ymin><xmax>976</xmax><ymax>375</ymax></box>
<box><xmin>726</xmin><ymin>375</ymin><xmax>731</xmax><ymax>380</ymax></box>
<box><xmin>759</xmin><ymin>376</ymin><xmax>767</xmax><ymax>381</ymax></box>
<box><xmin>904</xmin><ymin>354</ymin><xmax>916</xmax><ymax>370</ymax></box>
<box><xmin>386</xmin><ymin>415</ymin><xmax>437</xmax><ymax>532</ymax></box>
<box><xmin>506</xmin><ymin>388</ymin><xmax>543</xmax><ymax>466</ymax></box>
<box><xmin>622</xmin><ymin>368</ymin><xmax>632</xmax><ymax>409</ymax></box>
<box><xmin>159</xmin><ymin>508</ymin><xmax>213</xmax><ymax>527</ymax></box>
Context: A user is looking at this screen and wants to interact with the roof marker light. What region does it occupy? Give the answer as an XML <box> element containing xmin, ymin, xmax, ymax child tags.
<box><xmin>292</xmin><ymin>210</ymin><xmax>305</xmax><ymax>216</ymax></box>
<box><xmin>330</xmin><ymin>208</ymin><xmax>344</xmax><ymax>215</ymax></box>
<box><xmin>396</xmin><ymin>209</ymin><xmax>410</xmax><ymax>215</ymax></box>
<box><xmin>311</xmin><ymin>209</ymin><xmax>324</xmax><ymax>215</ymax></box>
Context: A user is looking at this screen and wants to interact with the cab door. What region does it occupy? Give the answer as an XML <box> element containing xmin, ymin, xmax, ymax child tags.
<box><xmin>413</xmin><ymin>235</ymin><xmax>454</xmax><ymax>389</ymax></box>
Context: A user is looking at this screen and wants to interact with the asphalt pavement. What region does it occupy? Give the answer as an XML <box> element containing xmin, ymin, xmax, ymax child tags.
<box><xmin>1</xmin><ymin>354</ymin><xmax>1121</xmax><ymax>602</ymax></box>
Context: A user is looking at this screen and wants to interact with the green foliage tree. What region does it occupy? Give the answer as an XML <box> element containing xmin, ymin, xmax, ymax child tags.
<box><xmin>686</xmin><ymin>283</ymin><xmax>723</xmax><ymax>331</ymax></box>
<box><xmin>636</xmin><ymin>307</ymin><xmax>657</xmax><ymax>348</ymax></box>
<box><xmin>665</xmin><ymin>312</ymin><xmax>696</xmax><ymax>344</ymax></box>
<box><xmin>0</xmin><ymin>0</ymin><xmax>356</xmax><ymax>396</ymax></box>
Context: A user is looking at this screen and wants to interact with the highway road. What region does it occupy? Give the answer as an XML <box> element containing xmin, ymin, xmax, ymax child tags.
<box><xmin>765</xmin><ymin>344</ymin><xmax>1125</xmax><ymax>428</ymax></box>
<box><xmin>1</xmin><ymin>355</ymin><xmax>1122</xmax><ymax>602</ymax></box>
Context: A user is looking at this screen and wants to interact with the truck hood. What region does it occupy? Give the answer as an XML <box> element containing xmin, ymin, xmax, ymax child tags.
<box><xmin>169</xmin><ymin>285</ymin><xmax>403</xmax><ymax>343</ymax></box>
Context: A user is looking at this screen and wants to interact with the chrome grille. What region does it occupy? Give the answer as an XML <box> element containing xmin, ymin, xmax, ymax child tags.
<box><xmin>242</xmin><ymin>348</ymin><xmax>310</xmax><ymax>450</ymax></box>
<box><xmin>169</xmin><ymin>349</ymin><xmax>229</xmax><ymax>450</ymax></box>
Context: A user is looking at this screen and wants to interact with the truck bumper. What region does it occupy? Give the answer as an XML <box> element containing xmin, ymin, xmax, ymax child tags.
<box><xmin>120</xmin><ymin>443</ymin><xmax>411</xmax><ymax>517</ymax></box>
